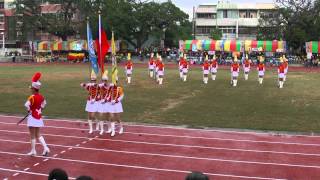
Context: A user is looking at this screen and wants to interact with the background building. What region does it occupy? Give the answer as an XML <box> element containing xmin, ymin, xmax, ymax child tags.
<box><xmin>195</xmin><ymin>1</ymin><xmax>276</xmax><ymax>40</ymax></box>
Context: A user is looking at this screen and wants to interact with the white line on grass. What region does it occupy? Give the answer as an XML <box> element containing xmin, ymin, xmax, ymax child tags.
<box><xmin>0</xmin><ymin>167</ymin><xmax>76</xmax><ymax>179</ymax></box>
<box><xmin>0</xmin><ymin>151</ymin><xmax>287</xmax><ymax>180</ymax></box>
<box><xmin>0</xmin><ymin>138</ymin><xmax>319</xmax><ymax>170</ymax></box>
<box><xmin>0</xmin><ymin>130</ymin><xmax>319</xmax><ymax>157</ymax></box>
<box><xmin>1</xmin><ymin>121</ymin><xmax>320</xmax><ymax>147</ymax></box>
<box><xmin>0</xmin><ymin>114</ymin><xmax>318</xmax><ymax>139</ymax></box>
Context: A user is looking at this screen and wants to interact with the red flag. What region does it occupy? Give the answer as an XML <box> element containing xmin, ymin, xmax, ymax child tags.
<box><xmin>95</xmin><ymin>28</ymin><xmax>109</xmax><ymax>74</ymax></box>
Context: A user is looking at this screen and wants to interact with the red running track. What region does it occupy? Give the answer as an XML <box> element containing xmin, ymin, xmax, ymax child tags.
<box><xmin>0</xmin><ymin>115</ymin><xmax>320</xmax><ymax>180</ymax></box>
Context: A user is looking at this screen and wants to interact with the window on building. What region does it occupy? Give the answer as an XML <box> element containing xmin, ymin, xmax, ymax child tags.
<box><xmin>223</xmin><ymin>10</ymin><xmax>228</xmax><ymax>18</ymax></box>
<box><xmin>0</xmin><ymin>2</ymin><xmax>4</xmax><ymax>9</ymax></box>
<box><xmin>0</xmin><ymin>16</ymin><xmax>4</xmax><ymax>22</ymax></box>
<box><xmin>196</xmin><ymin>13</ymin><xmax>216</xmax><ymax>19</ymax></box>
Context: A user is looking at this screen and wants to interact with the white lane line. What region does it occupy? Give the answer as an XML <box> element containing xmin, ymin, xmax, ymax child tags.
<box><xmin>43</xmin><ymin>159</ymin><xmax>49</xmax><ymax>162</ymax></box>
<box><xmin>0</xmin><ymin>122</ymin><xmax>318</xmax><ymax>147</ymax></box>
<box><xmin>0</xmin><ymin>167</ymin><xmax>76</xmax><ymax>179</ymax></box>
<box><xmin>23</xmin><ymin>168</ymin><xmax>29</xmax><ymax>171</ymax></box>
<box><xmin>0</xmin><ymin>114</ymin><xmax>318</xmax><ymax>139</ymax></box>
<box><xmin>3</xmin><ymin>178</ymin><xmax>9</xmax><ymax>180</ymax></box>
<box><xmin>60</xmin><ymin>151</ymin><xmax>66</xmax><ymax>154</ymax></box>
<box><xmin>33</xmin><ymin>163</ymin><xmax>39</xmax><ymax>167</ymax></box>
<box><xmin>0</xmin><ymin>151</ymin><xmax>287</xmax><ymax>180</ymax></box>
<box><xmin>81</xmin><ymin>141</ymin><xmax>87</xmax><ymax>144</ymax></box>
<box><xmin>53</xmin><ymin>154</ymin><xmax>58</xmax><ymax>157</ymax></box>
<box><xmin>75</xmin><ymin>144</ymin><xmax>80</xmax><ymax>147</ymax></box>
<box><xmin>0</xmin><ymin>131</ymin><xmax>319</xmax><ymax>158</ymax></box>
<box><xmin>0</xmin><ymin>138</ymin><xmax>319</xmax><ymax>169</ymax></box>
<box><xmin>13</xmin><ymin>173</ymin><xmax>20</xmax><ymax>176</ymax></box>
<box><xmin>89</xmin><ymin>139</ymin><xmax>93</xmax><ymax>141</ymax></box>
<box><xmin>68</xmin><ymin>147</ymin><xmax>73</xmax><ymax>150</ymax></box>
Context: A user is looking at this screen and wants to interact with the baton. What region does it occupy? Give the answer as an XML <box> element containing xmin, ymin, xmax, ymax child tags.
<box><xmin>17</xmin><ymin>113</ymin><xmax>30</xmax><ymax>125</ymax></box>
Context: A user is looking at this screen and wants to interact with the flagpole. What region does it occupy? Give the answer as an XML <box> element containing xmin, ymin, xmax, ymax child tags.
<box><xmin>86</xmin><ymin>16</ymin><xmax>91</xmax><ymax>79</ymax></box>
<box><xmin>98</xmin><ymin>6</ymin><xmax>102</xmax><ymax>76</ymax></box>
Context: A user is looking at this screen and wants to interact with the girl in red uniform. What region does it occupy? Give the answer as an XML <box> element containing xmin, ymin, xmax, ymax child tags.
<box><xmin>202</xmin><ymin>55</ymin><xmax>210</xmax><ymax>84</ymax></box>
<box><xmin>125</xmin><ymin>53</ymin><xmax>133</xmax><ymax>84</ymax></box>
<box><xmin>231</xmin><ymin>56</ymin><xmax>240</xmax><ymax>87</ymax></box>
<box><xmin>24</xmin><ymin>72</ymin><xmax>49</xmax><ymax>156</ymax></box>
<box><xmin>278</xmin><ymin>57</ymin><xmax>285</xmax><ymax>88</ymax></box>
<box><xmin>210</xmin><ymin>55</ymin><xmax>218</xmax><ymax>80</ymax></box>
<box><xmin>148</xmin><ymin>53</ymin><xmax>155</xmax><ymax>78</ymax></box>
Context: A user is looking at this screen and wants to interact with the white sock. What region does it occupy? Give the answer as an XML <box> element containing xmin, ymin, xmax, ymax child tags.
<box><xmin>259</xmin><ymin>78</ymin><xmax>262</xmax><ymax>84</ymax></box>
<box><xmin>119</xmin><ymin>122</ymin><xmax>124</xmax><ymax>134</ymax></box>
<box><xmin>159</xmin><ymin>78</ymin><xmax>163</xmax><ymax>85</ymax></box>
<box><xmin>284</xmin><ymin>76</ymin><xmax>286</xmax><ymax>81</ymax></box>
<box><xmin>38</xmin><ymin>136</ymin><xmax>49</xmax><ymax>150</ymax></box>
<box><xmin>128</xmin><ymin>77</ymin><xmax>131</xmax><ymax>84</ymax></box>
<box><xmin>212</xmin><ymin>75</ymin><xmax>216</xmax><ymax>80</ymax></box>
<box><xmin>106</xmin><ymin>121</ymin><xmax>111</xmax><ymax>133</ymax></box>
<box><xmin>179</xmin><ymin>72</ymin><xmax>182</xmax><ymax>78</ymax></box>
<box><xmin>183</xmin><ymin>75</ymin><xmax>187</xmax><ymax>82</ymax></box>
<box><xmin>88</xmin><ymin>120</ymin><xmax>93</xmax><ymax>133</ymax></box>
<box><xmin>245</xmin><ymin>74</ymin><xmax>248</xmax><ymax>80</ymax></box>
<box><xmin>233</xmin><ymin>80</ymin><xmax>237</xmax><ymax>86</ymax></box>
<box><xmin>111</xmin><ymin>122</ymin><xmax>115</xmax><ymax>131</ymax></box>
<box><xmin>95</xmin><ymin>120</ymin><xmax>99</xmax><ymax>131</ymax></box>
<box><xmin>99</xmin><ymin>121</ymin><xmax>104</xmax><ymax>135</ymax></box>
<box><xmin>31</xmin><ymin>139</ymin><xmax>36</xmax><ymax>153</ymax></box>
<box><xmin>150</xmin><ymin>72</ymin><xmax>153</xmax><ymax>78</ymax></box>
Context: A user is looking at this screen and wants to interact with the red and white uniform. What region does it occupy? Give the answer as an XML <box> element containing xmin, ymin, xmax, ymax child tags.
<box><xmin>231</xmin><ymin>63</ymin><xmax>240</xmax><ymax>77</ymax></box>
<box><xmin>107</xmin><ymin>85</ymin><xmax>124</xmax><ymax>113</ymax></box>
<box><xmin>81</xmin><ymin>83</ymin><xmax>99</xmax><ymax>113</ymax></box>
<box><xmin>278</xmin><ymin>63</ymin><xmax>285</xmax><ymax>78</ymax></box>
<box><xmin>243</xmin><ymin>59</ymin><xmax>251</xmax><ymax>73</ymax></box>
<box><xmin>126</xmin><ymin>61</ymin><xmax>133</xmax><ymax>75</ymax></box>
<box><xmin>97</xmin><ymin>83</ymin><xmax>110</xmax><ymax>113</ymax></box>
<box><xmin>157</xmin><ymin>62</ymin><xmax>165</xmax><ymax>76</ymax></box>
<box><xmin>149</xmin><ymin>58</ymin><xmax>155</xmax><ymax>70</ymax></box>
<box><xmin>202</xmin><ymin>61</ymin><xmax>210</xmax><ymax>75</ymax></box>
<box><xmin>182</xmin><ymin>60</ymin><xmax>189</xmax><ymax>74</ymax></box>
<box><xmin>24</xmin><ymin>93</ymin><xmax>46</xmax><ymax>127</ymax></box>
<box><xmin>210</xmin><ymin>59</ymin><xmax>218</xmax><ymax>73</ymax></box>
<box><xmin>257</xmin><ymin>63</ymin><xmax>265</xmax><ymax>76</ymax></box>
<box><xmin>178</xmin><ymin>58</ymin><xmax>184</xmax><ymax>72</ymax></box>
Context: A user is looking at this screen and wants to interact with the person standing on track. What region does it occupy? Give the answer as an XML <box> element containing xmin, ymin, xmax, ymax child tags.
<box><xmin>210</xmin><ymin>55</ymin><xmax>218</xmax><ymax>81</ymax></box>
<box><xmin>81</xmin><ymin>70</ymin><xmax>99</xmax><ymax>134</ymax></box>
<box><xmin>202</xmin><ymin>55</ymin><xmax>210</xmax><ymax>84</ymax></box>
<box><xmin>24</xmin><ymin>72</ymin><xmax>50</xmax><ymax>156</ymax></box>
<box><xmin>148</xmin><ymin>53</ymin><xmax>155</xmax><ymax>78</ymax></box>
<box><xmin>155</xmin><ymin>53</ymin><xmax>161</xmax><ymax>83</ymax></box>
<box><xmin>283</xmin><ymin>55</ymin><xmax>289</xmax><ymax>82</ymax></box>
<box><xmin>97</xmin><ymin>71</ymin><xmax>110</xmax><ymax>135</ymax></box>
<box><xmin>243</xmin><ymin>54</ymin><xmax>251</xmax><ymax>80</ymax></box>
<box><xmin>278</xmin><ymin>57</ymin><xmax>285</xmax><ymax>88</ymax></box>
<box><xmin>178</xmin><ymin>53</ymin><xmax>185</xmax><ymax>80</ymax></box>
<box><xmin>107</xmin><ymin>82</ymin><xmax>124</xmax><ymax>137</ymax></box>
<box><xmin>231</xmin><ymin>55</ymin><xmax>240</xmax><ymax>87</ymax></box>
<box><xmin>125</xmin><ymin>53</ymin><xmax>133</xmax><ymax>84</ymax></box>
<box><xmin>157</xmin><ymin>56</ymin><xmax>165</xmax><ymax>85</ymax></box>
<box><xmin>182</xmin><ymin>54</ymin><xmax>189</xmax><ymax>82</ymax></box>
<box><xmin>257</xmin><ymin>56</ymin><xmax>265</xmax><ymax>85</ymax></box>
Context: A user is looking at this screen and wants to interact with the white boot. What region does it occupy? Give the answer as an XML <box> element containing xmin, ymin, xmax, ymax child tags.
<box><xmin>99</xmin><ymin>121</ymin><xmax>104</xmax><ymax>135</ymax></box>
<box><xmin>38</xmin><ymin>136</ymin><xmax>50</xmax><ymax>156</ymax></box>
<box><xmin>95</xmin><ymin>120</ymin><xmax>99</xmax><ymax>131</ymax></box>
<box><xmin>27</xmin><ymin>139</ymin><xmax>37</xmax><ymax>156</ymax></box>
<box><xmin>106</xmin><ymin>121</ymin><xmax>112</xmax><ymax>133</ymax></box>
<box><xmin>183</xmin><ymin>75</ymin><xmax>187</xmax><ymax>82</ymax></box>
<box><xmin>233</xmin><ymin>80</ymin><xmax>237</xmax><ymax>87</ymax></box>
<box><xmin>119</xmin><ymin>123</ymin><xmax>124</xmax><ymax>134</ymax></box>
<box><xmin>280</xmin><ymin>81</ymin><xmax>284</xmax><ymax>88</ymax></box>
<box><xmin>110</xmin><ymin>122</ymin><xmax>116</xmax><ymax>137</ymax></box>
<box><xmin>179</xmin><ymin>72</ymin><xmax>182</xmax><ymax>79</ymax></box>
<box><xmin>149</xmin><ymin>72</ymin><xmax>153</xmax><ymax>78</ymax></box>
<box><xmin>205</xmin><ymin>77</ymin><xmax>208</xmax><ymax>84</ymax></box>
<box><xmin>284</xmin><ymin>76</ymin><xmax>286</xmax><ymax>82</ymax></box>
<box><xmin>88</xmin><ymin>120</ymin><xmax>93</xmax><ymax>134</ymax></box>
<box><xmin>212</xmin><ymin>75</ymin><xmax>216</xmax><ymax>80</ymax></box>
<box><xmin>159</xmin><ymin>78</ymin><xmax>163</xmax><ymax>85</ymax></box>
<box><xmin>259</xmin><ymin>78</ymin><xmax>263</xmax><ymax>84</ymax></box>
<box><xmin>128</xmin><ymin>77</ymin><xmax>131</xmax><ymax>84</ymax></box>
<box><xmin>245</xmin><ymin>74</ymin><xmax>248</xmax><ymax>80</ymax></box>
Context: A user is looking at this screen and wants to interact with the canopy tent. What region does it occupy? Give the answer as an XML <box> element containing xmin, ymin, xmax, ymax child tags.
<box><xmin>35</xmin><ymin>40</ymin><xmax>88</xmax><ymax>52</ymax></box>
<box><xmin>68</xmin><ymin>40</ymin><xmax>87</xmax><ymax>51</ymax></box>
<box><xmin>244</xmin><ymin>40</ymin><xmax>286</xmax><ymax>52</ymax></box>
<box><xmin>37</xmin><ymin>41</ymin><xmax>52</xmax><ymax>52</ymax></box>
<box><xmin>306</xmin><ymin>41</ymin><xmax>320</xmax><ymax>53</ymax></box>
<box><xmin>181</xmin><ymin>40</ymin><xmax>286</xmax><ymax>52</ymax></box>
<box><xmin>52</xmin><ymin>41</ymin><xmax>69</xmax><ymax>51</ymax></box>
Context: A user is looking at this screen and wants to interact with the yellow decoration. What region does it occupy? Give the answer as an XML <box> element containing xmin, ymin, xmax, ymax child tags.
<box><xmin>90</xmin><ymin>69</ymin><xmax>97</xmax><ymax>80</ymax></box>
<box><xmin>205</xmin><ymin>55</ymin><xmax>208</xmax><ymax>61</ymax></box>
<box><xmin>127</xmin><ymin>53</ymin><xmax>131</xmax><ymax>60</ymax></box>
<box><xmin>102</xmin><ymin>70</ymin><xmax>108</xmax><ymax>80</ymax></box>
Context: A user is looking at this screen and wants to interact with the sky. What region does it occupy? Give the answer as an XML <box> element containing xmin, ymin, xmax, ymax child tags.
<box><xmin>157</xmin><ymin>0</ymin><xmax>274</xmax><ymax>20</ymax></box>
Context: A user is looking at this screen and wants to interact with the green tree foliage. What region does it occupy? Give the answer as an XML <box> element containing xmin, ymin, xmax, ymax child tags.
<box><xmin>210</xmin><ymin>28</ymin><xmax>222</xmax><ymax>40</ymax></box>
<box><xmin>258</xmin><ymin>0</ymin><xmax>320</xmax><ymax>53</ymax></box>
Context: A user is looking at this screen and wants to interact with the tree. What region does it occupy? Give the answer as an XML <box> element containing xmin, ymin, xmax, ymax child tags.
<box><xmin>258</xmin><ymin>0</ymin><xmax>320</xmax><ymax>53</ymax></box>
<box><xmin>210</xmin><ymin>28</ymin><xmax>222</xmax><ymax>40</ymax></box>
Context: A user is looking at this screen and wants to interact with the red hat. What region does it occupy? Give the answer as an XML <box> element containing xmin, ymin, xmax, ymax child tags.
<box><xmin>31</xmin><ymin>72</ymin><xmax>42</xmax><ymax>89</ymax></box>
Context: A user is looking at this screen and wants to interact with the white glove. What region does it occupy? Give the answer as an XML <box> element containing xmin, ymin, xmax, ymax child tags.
<box><xmin>111</xmin><ymin>100</ymin><xmax>116</xmax><ymax>105</ymax></box>
<box><xmin>90</xmin><ymin>100</ymin><xmax>95</xmax><ymax>104</ymax></box>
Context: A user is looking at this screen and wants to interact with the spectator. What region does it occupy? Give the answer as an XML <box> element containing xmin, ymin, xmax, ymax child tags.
<box><xmin>48</xmin><ymin>168</ymin><xmax>68</xmax><ymax>180</ymax></box>
<box><xmin>185</xmin><ymin>171</ymin><xmax>209</xmax><ymax>180</ymax></box>
<box><xmin>76</xmin><ymin>176</ymin><xmax>93</xmax><ymax>180</ymax></box>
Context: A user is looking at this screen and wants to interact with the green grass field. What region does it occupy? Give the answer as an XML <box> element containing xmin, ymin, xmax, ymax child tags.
<box><xmin>1</xmin><ymin>63</ymin><xmax>320</xmax><ymax>133</ymax></box>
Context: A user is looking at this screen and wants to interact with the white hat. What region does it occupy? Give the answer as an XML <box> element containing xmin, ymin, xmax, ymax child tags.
<box><xmin>31</xmin><ymin>72</ymin><xmax>42</xmax><ymax>90</ymax></box>
<box><xmin>90</xmin><ymin>70</ymin><xmax>97</xmax><ymax>81</ymax></box>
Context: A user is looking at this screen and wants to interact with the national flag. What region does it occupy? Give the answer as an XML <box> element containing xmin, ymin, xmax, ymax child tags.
<box><xmin>86</xmin><ymin>22</ymin><xmax>99</xmax><ymax>74</ymax></box>
<box><xmin>95</xmin><ymin>14</ymin><xmax>110</xmax><ymax>74</ymax></box>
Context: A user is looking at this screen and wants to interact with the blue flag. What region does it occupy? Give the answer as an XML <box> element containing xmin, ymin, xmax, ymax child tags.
<box><xmin>87</xmin><ymin>22</ymin><xmax>99</xmax><ymax>74</ymax></box>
